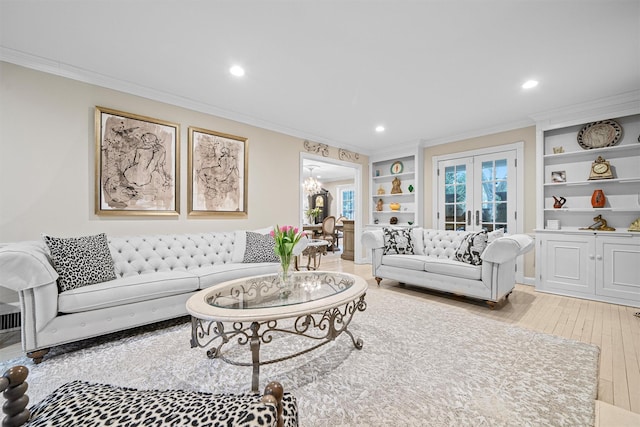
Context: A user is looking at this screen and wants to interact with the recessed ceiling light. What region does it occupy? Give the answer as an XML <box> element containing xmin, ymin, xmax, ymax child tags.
<box><xmin>522</xmin><ymin>80</ymin><xmax>539</xmax><ymax>89</ymax></box>
<box><xmin>229</xmin><ymin>65</ymin><xmax>245</xmax><ymax>77</ymax></box>
<box><xmin>375</xmin><ymin>125</ymin><xmax>385</xmax><ymax>133</ymax></box>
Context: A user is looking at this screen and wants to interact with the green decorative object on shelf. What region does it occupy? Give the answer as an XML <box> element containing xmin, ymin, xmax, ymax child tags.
<box><xmin>408</xmin><ymin>184</ymin><xmax>414</xmax><ymax>193</ymax></box>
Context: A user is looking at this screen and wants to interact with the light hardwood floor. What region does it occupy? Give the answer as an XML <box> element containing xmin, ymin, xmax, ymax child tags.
<box><xmin>1</xmin><ymin>253</ymin><xmax>638</xmax><ymax>425</ymax></box>
<box><xmin>319</xmin><ymin>252</ymin><xmax>640</xmax><ymax>425</ymax></box>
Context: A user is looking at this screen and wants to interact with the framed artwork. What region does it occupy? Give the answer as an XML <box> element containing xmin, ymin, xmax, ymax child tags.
<box><xmin>95</xmin><ymin>107</ymin><xmax>179</xmax><ymax>216</ymax></box>
<box><xmin>188</xmin><ymin>127</ymin><xmax>248</xmax><ymax>217</ymax></box>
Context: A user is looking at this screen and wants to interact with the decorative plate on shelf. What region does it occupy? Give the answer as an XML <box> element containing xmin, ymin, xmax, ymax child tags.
<box><xmin>390</xmin><ymin>161</ymin><xmax>404</xmax><ymax>174</ymax></box>
<box><xmin>577</xmin><ymin>119</ymin><xmax>622</xmax><ymax>149</ymax></box>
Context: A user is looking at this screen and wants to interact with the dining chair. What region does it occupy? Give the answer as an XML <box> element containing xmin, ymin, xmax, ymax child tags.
<box><xmin>319</xmin><ymin>215</ymin><xmax>337</xmax><ymax>252</ymax></box>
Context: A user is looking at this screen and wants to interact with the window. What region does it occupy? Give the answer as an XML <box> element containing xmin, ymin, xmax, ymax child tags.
<box><xmin>337</xmin><ymin>185</ymin><xmax>355</xmax><ymax>219</ymax></box>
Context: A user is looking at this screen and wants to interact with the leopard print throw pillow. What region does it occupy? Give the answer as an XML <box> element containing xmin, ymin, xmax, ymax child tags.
<box><xmin>42</xmin><ymin>233</ymin><xmax>116</xmax><ymax>292</ymax></box>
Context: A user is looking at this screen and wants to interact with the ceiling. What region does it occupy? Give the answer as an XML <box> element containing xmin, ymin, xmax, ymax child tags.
<box><xmin>1</xmin><ymin>1</ymin><xmax>639</xmax><ymax>156</ymax></box>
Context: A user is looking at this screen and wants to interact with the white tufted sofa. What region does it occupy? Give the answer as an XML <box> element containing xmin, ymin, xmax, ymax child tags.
<box><xmin>0</xmin><ymin>231</ymin><xmax>282</xmax><ymax>363</ymax></box>
<box><xmin>362</xmin><ymin>228</ymin><xmax>533</xmax><ymax>307</ymax></box>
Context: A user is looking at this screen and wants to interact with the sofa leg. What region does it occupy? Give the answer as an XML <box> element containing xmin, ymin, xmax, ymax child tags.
<box><xmin>486</xmin><ymin>301</ymin><xmax>496</xmax><ymax>310</ymax></box>
<box><xmin>27</xmin><ymin>349</ymin><xmax>50</xmax><ymax>364</ymax></box>
<box><xmin>375</xmin><ymin>277</ymin><xmax>382</xmax><ymax>286</ymax></box>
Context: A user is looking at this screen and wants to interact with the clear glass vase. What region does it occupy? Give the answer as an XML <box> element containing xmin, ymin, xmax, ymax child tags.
<box><xmin>278</xmin><ymin>254</ymin><xmax>293</xmax><ymax>292</ymax></box>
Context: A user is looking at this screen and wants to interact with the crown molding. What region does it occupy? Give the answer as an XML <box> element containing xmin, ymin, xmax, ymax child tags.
<box><xmin>419</xmin><ymin>119</ymin><xmax>535</xmax><ymax>148</ymax></box>
<box><xmin>0</xmin><ymin>47</ymin><xmax>372</xmax><ymax>156</ymax></box>
<box><xmin>529</xmin><ymin>90</ymin><xmax>640</xmax><ymax>130</ymax></box>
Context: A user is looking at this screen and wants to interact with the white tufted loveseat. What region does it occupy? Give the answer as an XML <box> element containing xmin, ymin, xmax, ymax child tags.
<box><xmin>0</xmin><ymin>231</ymin><xmax>285</xmax><ymax>363</ymax></box>
<box><xmin>362</xmin><ymin>228</ymin><xmax>534</xmax><ymax>307</ymax></box>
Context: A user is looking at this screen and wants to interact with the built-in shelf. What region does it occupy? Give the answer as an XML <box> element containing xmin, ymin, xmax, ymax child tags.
<box><xmin>544</xmin><ymin>208</ymin><xmax>640</xmax><ymax>213</ymax></box>
<box><xmin>536</xmin><ymin>110</ymin><xmax>640</xmax><ymax>308</ymax></box>
<box><xmin>370</xmin><ymin>154</ymin><xmax>419</xmax><ymax>227</ymax></box>
<box><xmin>543</xmin><ymin>143</ymin><xmax>639</xmax><ymax>162</ymax></box>
<box><xmin>544</xmin><ymin>177</ymin><xmax>640</xmax><ymax>187</ymax></box>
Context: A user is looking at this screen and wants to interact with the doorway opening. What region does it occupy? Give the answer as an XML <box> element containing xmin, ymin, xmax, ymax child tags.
<box><xmin>300</xmin><ymin>153</ymin><xmax>363</xmax><ymax>263</ymax></box>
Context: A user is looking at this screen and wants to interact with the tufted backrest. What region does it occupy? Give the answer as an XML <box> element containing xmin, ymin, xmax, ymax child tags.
<box><xmin>416</xmin><ymin>229</ymin><xmax>469</xmax><ymax>260</ymax></box>
<box><xmin>108</xmin><ymin>232</ymin><xmax>238</xmax><ymax>278</ymax></box>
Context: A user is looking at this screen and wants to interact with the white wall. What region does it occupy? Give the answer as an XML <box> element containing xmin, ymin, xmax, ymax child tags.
<box><xmin>0</xmin><ymin>62</ymin><xmax>368</xmax><ymax>242</ymax></box>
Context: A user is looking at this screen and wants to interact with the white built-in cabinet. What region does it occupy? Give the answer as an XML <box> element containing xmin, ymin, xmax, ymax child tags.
<box><xmin>537</xmin><ymin>231</ymin><xmax>640</xmax><ymax>305</ymax></box>
<box><xmin>535</xmin><ymin>109</ymin><xmax>640</xmax><ymax>307</ymax></box>
<box><xmin>369</xmin><ymin>151</ymin><xmax>423</xmax><ymax>228</ymax></box>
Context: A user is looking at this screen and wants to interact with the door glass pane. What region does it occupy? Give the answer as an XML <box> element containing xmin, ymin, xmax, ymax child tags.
<box><xmin>445</xmin><ymin>205</ymin><xmax>454</xmax><ymax>221</ymax></box>
<box><xmin>445</xmin><ymin>184</ymin><xmax>455</xmax><ymax>203</ymax></box>
<box><xmin>479</xmin><ymin>158</ymin><xmax>508</xmax><ymax>232</ymax></box>
<box><xmin>456</xmin><ymin>203</ymin><xmax>466</xmax><ymax>222</ymax></box>
<box><xmin>445</xmin><ymin>166</ymin><xmax>455</xmax><ymax>184</ymax></box>
<box><xmin>495</xmin><ymin>159</ymin><xmax>507</xmax><ymax>180</ymax></box>
<box><xmin>496</xmin><ymin>202</ymin><xmax>507</xmax><ymax>222</ymax></box>
<box><xmin>482</xmin><ymin>203</ymin><xmax>493</xmax><ymax>222</ymax></box>
<box><xmin>482</xmin><ymin>161</ymin><xmax>493</xmax><ymax>182</ymax></box>
<box><xmin>455</xmin><ymin>185</ymin><xmax>465</xmax><ymax>202</ymax></box>
<box><xmin>495</xmin><ymin>181</ymin><xmax>507</xmax><ymax>201</ymax></box>
<box><xmin>442</xmin><ymin>164</ymin><xmax>467</xmax><ymax>231</ymax></box>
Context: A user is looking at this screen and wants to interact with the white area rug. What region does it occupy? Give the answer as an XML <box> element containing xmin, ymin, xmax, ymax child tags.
<box><xmin>1</xmin><ymin>288</ymin><xmax>599</xmax><ymax>426</ymax></box>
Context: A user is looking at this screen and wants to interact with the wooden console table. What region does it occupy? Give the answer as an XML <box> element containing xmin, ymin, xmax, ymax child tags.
<box><xmin>341</xmin><ymin>220</ymin><xmax>355</xmax><ymax>260</ymax></box>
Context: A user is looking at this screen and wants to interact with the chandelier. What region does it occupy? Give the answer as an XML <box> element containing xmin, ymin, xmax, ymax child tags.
<box><xmin>303</xmin><ymin>166</ymin><xmax>322</xmax><ymax>196</ymax></box>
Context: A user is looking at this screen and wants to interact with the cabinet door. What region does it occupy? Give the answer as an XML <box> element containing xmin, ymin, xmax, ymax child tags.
<box><xmin>541</xmin><ymin>234</ymin><xmax>596</xmax><ymax>295</ymax></box>
<box><xmin>596</xmin><ymin>236</ymin><xmax>640</xmax><ymax>303</ymax></box>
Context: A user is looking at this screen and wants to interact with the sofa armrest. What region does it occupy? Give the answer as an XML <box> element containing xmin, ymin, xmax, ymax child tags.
<box><xmin>361</xmin><ymin>230</ymin><xmax>384</xmax><ymax>250</ymax></box>
<box><xmin>481</xmin><ymin>234</ymin><xmax>534</xmax><ymax>264</ymax></box>
<box><xmin>0</xmin><ymin>243</ymin><xmax>58</xmax><ymax>291</ymax></box>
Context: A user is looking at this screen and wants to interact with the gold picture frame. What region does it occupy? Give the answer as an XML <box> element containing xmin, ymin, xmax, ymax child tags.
<box><xmin>188</xmin><ymin>127</ymin><xmax>248</xmax><ymax>217</ymax></box>
<box><xmin>95</xmin><ymin>107</ymin><xmax>180</xmax><ymax>216</ymax></box>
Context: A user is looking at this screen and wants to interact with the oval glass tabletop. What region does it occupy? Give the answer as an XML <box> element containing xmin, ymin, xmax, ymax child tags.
<box><xmin>187</xmin><ymin>271</ymin><xmax>367</xmax><ymax>323</ymax></box>
<box><xmin>207</xmin><ymin>271</ymin><xmax>356</xmax><ymax>309</ymax></box>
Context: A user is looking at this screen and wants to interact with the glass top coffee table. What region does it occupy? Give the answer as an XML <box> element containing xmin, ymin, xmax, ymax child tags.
<box><xmin>186</xmin><ymin>271</ymin><xmax>367</xmax><ymax>391</ymax></box>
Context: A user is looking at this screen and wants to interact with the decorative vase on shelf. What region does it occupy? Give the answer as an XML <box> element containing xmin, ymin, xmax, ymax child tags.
<box><xmin>591</xmin><ymin>189</ymin><xmax>606</xmax><ymax>208</ymax></box>
<box><xmin>408</xmin><ymin>184</ymin><xmax>414</xmax><ymax>193</ymax></box>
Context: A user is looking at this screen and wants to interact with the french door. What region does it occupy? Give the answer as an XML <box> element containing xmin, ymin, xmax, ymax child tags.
<box><xmin>437</xmin><ymin>150</ymin><xmax>517</xmax><ymax>233</ymax></box>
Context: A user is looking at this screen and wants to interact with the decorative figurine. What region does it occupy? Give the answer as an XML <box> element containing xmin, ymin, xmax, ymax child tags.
<box><xmin>579</xmin><ymin>214</ymin><xmax>616</xmax><ymax>231</ymax></box>
<box><xmin>391</xmin><ymin>177</ymin><xmax>402</xmax><ymax>194</ymax></box>
<box><xmin>629</xmin><ymin>218</ymin><xmax>640</xmax><ymax>232</ymax></box>
<box><xmin>553</xmin><ymin>146</ymin><xmax>564</xmax><ymax>154</ymax></box>
<box><xmin>553</xmin><ymin>196</ymin><xmax>567</xmax><ymax>208</ymax></box>
<box><xmin>377</xmin><ymin>185</ymin><xmax>385</xmax><ymax>195</ymax></box>
<box><xmin>389</xmin><ymin>216</ymin><xmax>398</xmax><ymax>225</ymax></box>
<box><xmin>376</xmin><ymin>199</ymin><xmax>384</xmax><ymax>211</ymax></box>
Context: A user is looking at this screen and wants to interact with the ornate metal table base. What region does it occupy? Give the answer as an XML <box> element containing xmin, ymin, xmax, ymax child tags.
<box><xmin>190</xmin><ymin>295</ymin><xmax>367</xmax><ymax>392</ymax></box>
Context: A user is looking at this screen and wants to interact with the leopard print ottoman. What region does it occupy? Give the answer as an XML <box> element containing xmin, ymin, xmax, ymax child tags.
<box><xmin>27</xmin><ymin>380</ymin><xmax>298</xmax><ymax>426</ymax></box>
